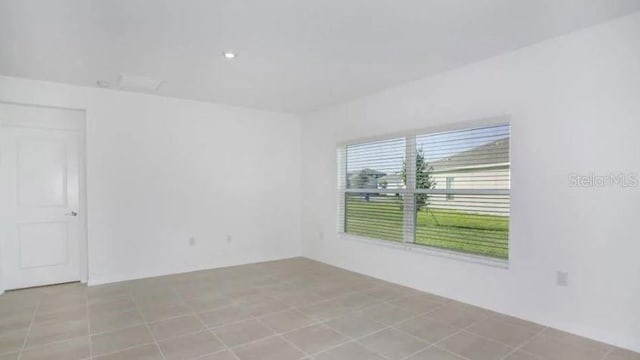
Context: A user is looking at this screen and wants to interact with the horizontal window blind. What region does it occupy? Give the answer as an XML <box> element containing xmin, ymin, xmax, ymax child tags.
<box><xmin>342</xmin><ymin>138</ymin><xmax>409</xmax><ymax>242</ymax></box>
<box><xmin>338</xmin><ymin>123</ymin><xmax>510</xmax><ymax>259</ymax></box>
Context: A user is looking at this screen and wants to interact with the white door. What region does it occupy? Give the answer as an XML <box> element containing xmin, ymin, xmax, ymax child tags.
<box><xmin>0</xmin><ymin>124</ymin><xmax>82</xmax><ymax>290</ymax></box>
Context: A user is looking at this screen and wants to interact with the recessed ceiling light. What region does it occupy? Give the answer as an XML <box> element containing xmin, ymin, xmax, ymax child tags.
<box><xmin>223</xmin><ymin>51</ymin><xmax>237</xmax><ymax>59</ymax></box>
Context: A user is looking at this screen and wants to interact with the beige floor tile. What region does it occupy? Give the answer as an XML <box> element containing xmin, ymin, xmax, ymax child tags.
<box><xmin>25</xmin><ymin>318</ymin><xmax>89</xmax><ymax>348</ymax></box>
<box><xmin>232</xmin><ymin>336</ymin><xmax>305</xmax><ymax>360</ymax></box>
<box><xmin>467</xmin><ymin>317</ymin><xmax>539</xmax><ymax>347</ymax></box>
<box><xmin>438</xmin><ymin>331</ymin><xmax>513</xmax><ymax>360</ymax></box>
<box><xmin>89</xmin><ymin>298</ymin><xmax>137</xmax><ymax>316</ymax></box>
<box><xmin>395</xmin><ymin>315</ymin><xmax>459</xmax><ymax>343</ymax></box>
<box><xmin>325</xmin><ymin>314</ymin><xmax>386</xmax><ymax>339</ymax></box>
<box><xmin>0</xmin><ymin>329</ymin><xmax>27</xmax><ymax>355</ymax></box>
<box><xmin>0</xmin><ymin>303</ymin><xmax>37</xmax><ymax>319</ymax></box>
<box><xmin>389</xmin><ymin>295</ymin><xmax>445</xmax><ymax>315</ymax></box>
<box><xmin>331</xmin><ymin>293</ymin><xmax>379</xmax><ymax>310</ymax></box>
<box><xmin>522</xmin><ymin>334</ymin><xmax>609</xmax><ymax>360</ymax></box>
<box><xmin>358</xmin><ymin>328</ymin><xmax>427</xmax><ymax>360</ymax></box>
<box><xmin>0</xmin><ymin>298</ymin><xmax>37</xmax><ymax>315</ymax></box>
<box><xmin>158</xmin><ymin>330</ymin><xmax>225</xmax><ymax>360</ymax></box>
<box><xmin>0</xmin><ymin>296</ymin><xmax>40</xmax><ymax>312</ymax></box>
<box><xmin>91</xmin><ymin>325</ymin><xmax>154</xmax><ymax>356</ymax></box>
<box><xmin>504</xmin><ymin>350</ymin><xmax>544</xmax><ymax>360</ymax></box>
<box><xmin>276</xmin><ymin>291</ymin><xmax>326</xmax><ymax>307</ymax></box>
<box><xmin>0</xmin><ymin>352</ymin><xmax>19</xmax><ymax>360</ymax></box>
<box><xmin>132</xmin><ymin>289</ymin><xmax>181</xmax><ymax>307</ymax></box>
<box><xmin>20</xmin><ymin>336</ymin><xmax>90</xmax><ymax>360</ymax></box>
<box><xmin>543</xmin><ymin>328</ymin><xmax>611</xmax><ymax>353</ymax></box>
<box><xmin>446</xmin><ymin>302</ymin><xmax>496</xmax><ymax>318</ymax></box>
<box><xmin>0</xmin><ymin>259</ymin><xmax>637</xmax><ymax>360</ymax></box>
<box><xmin>321</xmin><ymin>284</ymin><xmax>362</xmax><ymax>298</ymax></box>
<box><xmin>138</xmin><ymin>301</ymin><xmax>191</xmax><ymax>322</ymax></box>
<box><xmin>283</xmin><ymin>324</ymin><xmax>348</xmax><ymax>354</ymax></box>
<box><xmin>197</xmin><ymin>350</ymin><xmax>239</xmax><ymax>360</ymax></box>
<box><xmin>358</xmin><ymin>303</ymin><xmax>415</xmax><ymax>325</ymax></box>
<box><xmin>32</xmin><ymin>306</ymin><xmax>87</xmax><ymax>326</ymax></box>
<box><xmin>0</xmin><ymin>312</ymin><xmax>34</xmax><ymax>333</ymax></box>
<box><xmin>425</xmin><ymin>306</ymin><xmax>489</xmax><ymax>328</ymax></box>
<box><xmin>361</xmin><ymin>285</ymin><xmax>421</xmax><ymax>301</ymax></box>
<box><xmin>90</xmin><ymin>308</ymin><xmax>145</xmax><ymax>334</ymax></box>
<box><xmin>260</xmin><ymin>309</ymin><xmax>315</xmax><ymax>333</ymax></box>
<box><xmin>87</xmin><ymin>294</ymin><xmax>132</xmax><ymax>308</ymax></box>
<box><xmin>405</xmin><ymin>347</ymin><xmax>466</xmax><ymax>360</ymax></box>
<box><xmin>175</xmin><ymin>285</ymin><xmax>218</xmax><ymax>300</ymax></box>
<box><xmin>241</xmin><ymin>298</ymin><xmax>290</xmax><ymax>317</ymax></box>
<box><xmin>314</xmin><ymin>342</ymin><xmax>385</xmax><ymax>360</ymax></box>
<box><xmin>213</xmin><ymin>319</ymin><xmax>274</xmax><ymax>347</ymax></box>
<box><xmin>493</xmin><ymin>314</ymin><xmax>545</xmax><ymax>332</ymax></box>
<box><xmin>93</xmin><ymin>344</ymin><xmax>164</xmax><ymax>360</ymax></box>
<box><xmin>38</xmin><ymin>295</ymin><xmax>86</xmax><ymax>312</ymax></box>
<box><xmin>607</xmin><ymin>347</ymin><xmax>640</xmax><ymax>360</ymax></box>
<box><xmin>198</xmin><ymin>305</ymin><xmax>252</xmax><ymax>327</ymax></box>
<box><xmin>88</xmin><ymin>284</ymin><xmax>131</xmax><ymax>300</ymax></box>
<box><xmin>297</xmin><ymin>300</ymin><xmax>351</xmax><ymax>321</ymax></box>
<box><xmin>150</xmin><ymin>314</ymin><xmax>204</xmax><ymax>340</ymax></box>
<box><xmin>232</xmin><ymin>293</ymin><xmax>272</xmax><ymax>306</ymax></box>
<box><xmin>184</xmin><ymin>295</ymin><xmax>232</xmax><ymax>313</ymax></box>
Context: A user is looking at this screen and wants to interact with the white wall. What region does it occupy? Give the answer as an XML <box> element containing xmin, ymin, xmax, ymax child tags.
<box><xmin>301</xmin><ymin>12</ymin><xmax>640</xmax><ymax>352</ymax></box>
<box><xmin>0</xmin><ymin>76</ymin><xmax>302</xmax><ymax>285</ymax></box>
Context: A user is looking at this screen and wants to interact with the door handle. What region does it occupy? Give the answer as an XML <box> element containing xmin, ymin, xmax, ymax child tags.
<box><xmin>65</xmin><ymin>211</ymin><xmax>78</xmax><ymax>217</ymax></box>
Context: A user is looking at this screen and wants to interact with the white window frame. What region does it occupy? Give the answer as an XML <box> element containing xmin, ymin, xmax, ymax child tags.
<box><xmin>337</xmin><ymin>116</ymin><xmax>511</xmax><ymax>268</ymax></box>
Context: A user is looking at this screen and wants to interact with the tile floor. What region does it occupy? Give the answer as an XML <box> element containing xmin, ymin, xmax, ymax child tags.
<box><xmin>0</xmin><ymin>258</ymin><xmax>638</xmax><ymax>360</ymax></box>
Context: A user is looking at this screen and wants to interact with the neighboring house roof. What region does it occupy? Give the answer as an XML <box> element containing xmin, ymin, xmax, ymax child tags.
<box><xmin>429</xmin><ymin>137</ymin><xmax>510</xmax><ymax>172</ymax></box>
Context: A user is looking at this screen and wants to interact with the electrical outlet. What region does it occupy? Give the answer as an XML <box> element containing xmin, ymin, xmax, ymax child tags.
<box><xmin>556</xmin><ymin>271</ymin><xmax>569</xmax><ymax>287</ymax></box>
<box><xmin>189</xmin><ymin>237</ymin><xmax>196</xmax><ymax>246</ymax></box>
<box><xmin>226</xmin><ymin>235</ymin><xmax>232</xmax><ymax>243</ymax></box>
<box><xmin>319</xmin><ymin>231</ymin><xmax>324</xmax><ymax>240</ymax></box>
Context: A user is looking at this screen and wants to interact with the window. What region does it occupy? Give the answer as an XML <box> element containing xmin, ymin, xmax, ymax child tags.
<box><xmin>446</xmin><ymin>177</ymin><xmax>454</xmax><ymax>200</ymax></box>
<box><xmin>337</xmin><ymin>123</ymin><xmax>510</xmax><ymax>259</ymax></box>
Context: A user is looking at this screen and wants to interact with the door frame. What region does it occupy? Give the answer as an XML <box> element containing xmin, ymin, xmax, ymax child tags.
<box><xmin>0</xmin><ymin>101</ymin><xmax>88</xmax><ymax>295</ymax></box>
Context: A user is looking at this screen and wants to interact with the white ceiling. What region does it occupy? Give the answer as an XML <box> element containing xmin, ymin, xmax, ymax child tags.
<box><xmin>1</xmin><ymin>0</ymin><xmax>639</xmax><ymax>113</ymax></box>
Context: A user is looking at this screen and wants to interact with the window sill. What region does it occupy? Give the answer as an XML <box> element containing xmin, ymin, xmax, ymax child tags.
<box><xmin>338</xmin><ymin>233</ymin><xmax>509</xmax><ymax>269</ymax></box>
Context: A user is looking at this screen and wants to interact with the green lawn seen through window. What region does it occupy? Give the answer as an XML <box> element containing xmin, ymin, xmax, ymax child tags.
<box><xmin>345</xmin><ymin>196</ymin><xmax>509</xmax><ymax>259</ymax></box>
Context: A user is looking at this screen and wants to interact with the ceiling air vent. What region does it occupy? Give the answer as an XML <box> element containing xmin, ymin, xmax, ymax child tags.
<box><xmin>118</xmin><ymin>74</ymin><xmax>164</xmax><ymax>91</ymax></box>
